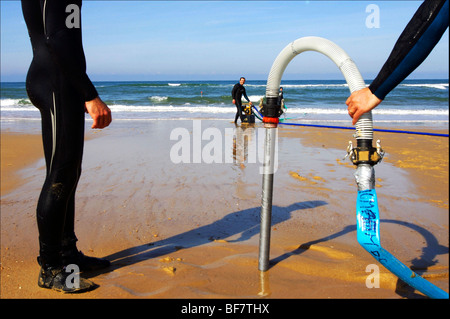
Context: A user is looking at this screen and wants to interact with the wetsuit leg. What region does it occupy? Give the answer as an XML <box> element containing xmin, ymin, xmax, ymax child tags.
<box><xmin>235</xmin><ymin>100</ymin><xmax>243</xmax><ymax>123</ymax></box>
<box><xmin>28</xmin><ymin>78</ymin><xmax>85</xmax><ymax>266</ymax></box>
<box><xmin>22</xmin><ymin>0</ymin><xmax>97</xmax><ymax>267</ymax></box>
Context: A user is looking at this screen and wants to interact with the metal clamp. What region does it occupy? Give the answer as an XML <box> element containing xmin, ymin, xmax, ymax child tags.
<box><xmin>344</xmin><ymin>139</ymin><xmax>384</xmax><ymax>166</ymax></box>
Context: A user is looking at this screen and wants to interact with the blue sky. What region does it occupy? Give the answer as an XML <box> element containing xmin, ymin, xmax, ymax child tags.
<box><xmin>1</xmin><ymin>1</ymin><xmax>448</xmax><ymax>81</ymax></box>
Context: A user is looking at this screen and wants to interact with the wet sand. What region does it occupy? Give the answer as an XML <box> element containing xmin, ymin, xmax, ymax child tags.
<box><xmin>1</xmin><ymin>119</ymin><xmax>448</xmax><ymax>299</ymax></box>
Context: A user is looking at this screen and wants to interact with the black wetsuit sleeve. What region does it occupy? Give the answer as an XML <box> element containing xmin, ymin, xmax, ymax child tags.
<box><xmin>242</xmin><ymin>87</ymin><xmax>250</xmax><ymax>102</ymax></box>
<box><xmin>232</xmin><ymin>83</ymin><xmax>239</xmax><ymax>99</ymax></box>
<box><xmin>44</xmin><ymin>0</ymin><xmax>98</xmax><ymax>101</ymax></box>
<box><xmin>369</xmin><ymin>0</ymin><xmax>449</xmax><ymax>100</ymax></box>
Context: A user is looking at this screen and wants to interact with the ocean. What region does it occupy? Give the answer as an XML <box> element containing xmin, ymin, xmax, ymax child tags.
<box><xmin>1</xmin><ymin>79</ymin><xmax>448</xmax><ymax>129</ymax></box>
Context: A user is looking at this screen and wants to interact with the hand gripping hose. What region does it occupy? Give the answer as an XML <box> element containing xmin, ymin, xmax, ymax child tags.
<box><xmin>259</xmin><ymin>36</ymin><xmax>448</xmax><ymax>298</ymax></box>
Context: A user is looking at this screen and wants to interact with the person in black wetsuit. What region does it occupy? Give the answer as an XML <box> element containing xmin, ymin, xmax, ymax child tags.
<box><xmin>231</xmin><ymin>77</ymin><xmax>252</xmax><ymax>123</ymax></box>
<box><xmin>346</xmin><ymin>0</ymin><xmax>449</xmax><ymax>125</ymax></box>
<box><xmin>21</xmin><ymin>0</ymin><xmax>112</xmax><ymax>293</ymax></box>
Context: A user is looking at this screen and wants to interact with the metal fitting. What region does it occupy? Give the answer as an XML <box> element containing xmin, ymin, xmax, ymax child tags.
<box><xmin>344</xmin><ymin>139</ymin><xmax>384</xmax><ymax>166</ymax></box>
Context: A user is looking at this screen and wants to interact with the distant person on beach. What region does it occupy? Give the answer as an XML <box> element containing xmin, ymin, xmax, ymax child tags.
<box><xmin>232</xmin><ymin>77</ymin><xmax>252</xmax><ymax>124</ymax></box>
<box><xmin>346</xmin><ymin>0</ymin><xmax>449</xmax><ymax>125</ymax></box>
<box><xmin>278</xmin><ymin>87</ymin><xmax>284</xmax><ymax>105</ymax></box>
<box><xmin>22</xmin><ymin>0</ymin><xmax>112</xmax><ymax>293</ymax></box>
<box><xmin>278</xmin><ymin>86</ymin><xmax>287</xmax><ymax>115</ymax></box>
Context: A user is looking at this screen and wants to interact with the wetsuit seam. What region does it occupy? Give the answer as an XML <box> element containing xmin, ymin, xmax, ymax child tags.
<box><xmin>49</xmin><ymin>91</ymin><xmax>57</xmax><ymax>173</ymax></box>
<box><xmin>43</xmin><ymin>0</ymin><xmax>48</xmax><ymax>37</ymax></box>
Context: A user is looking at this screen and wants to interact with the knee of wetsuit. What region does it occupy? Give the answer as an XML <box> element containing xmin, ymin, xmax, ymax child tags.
<box><xmin>37</xmin><ymin>169</ymin><xmax>81</xmax><ymax>214</ymax></box>
<box><xmin>50</xmin><ymin>162</ymin><xmax>82</xmax><ymax>187</ymax></box>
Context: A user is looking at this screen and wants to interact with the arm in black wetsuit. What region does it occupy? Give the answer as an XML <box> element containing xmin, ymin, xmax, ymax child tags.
<box><xmin>242</xmin><ymin>87</ymin><xmax>250</xmax><ymax>103</ymax></box>
<box><xmin>42</xmin><ymin>0</ymin><xmax>98</xmax><ymax>101</ymax></box>
<box><xmin>22</xmin><ymin>0</ymin><xmax>111</xmax><ymax>128</ymax></box>
<box><xmin>231</xmin><ymin>83</ymin><xmax>239</xmax><ymax>101</ymax></box>
<box><xmin>370</xmin><ymin>0</ymin><xmax>449</xmax><ymax>100</ymax></box>
<box><xmin>346</xmin><ymin>0</ymin><xmax>449</xmax><ymax>125</ymax></box>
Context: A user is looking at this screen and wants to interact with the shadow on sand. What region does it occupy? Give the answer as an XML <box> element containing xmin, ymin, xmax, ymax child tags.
<box><xmin>271</xmin><ymin>219</ymin><xmax>448</xmax><ymax>299</ymax></box>
<box><xmin>88</xmin><ymin>200</ymin><xmax>327</xmax><ymax>277</ymax></box>
<box><xmin>87</xmin><ymin>197</ymin><xmax>447</xmax><ymax>299</ymax></box>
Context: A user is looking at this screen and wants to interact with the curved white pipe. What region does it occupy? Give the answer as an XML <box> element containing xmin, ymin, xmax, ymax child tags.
<box><xmin>260</xmin><ymin>37</ymin><xmax>377</xmax><ymax>272</ymax></box>
<box><xmin>265</xmin><ymin>36</ymin><xmax>373</xmax><ymax>140</ymax></box>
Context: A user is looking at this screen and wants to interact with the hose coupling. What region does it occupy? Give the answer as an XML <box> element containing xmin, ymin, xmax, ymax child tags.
<box><xmin>260</xmin><ymin>96</ymin><xmax>282</xmax><ymax>118</ymax></box>
<box><xmin>344</xmin><ymin>139</ymin><xmax>384</xmax><ymax>166</ymax></box>
<box><xmin>260</xmin><ymin>96</ymin><xmax>282</xmax><ymax>128</ymax></box>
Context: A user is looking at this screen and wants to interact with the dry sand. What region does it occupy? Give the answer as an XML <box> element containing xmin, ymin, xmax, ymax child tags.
<box><xmin>1</xmin><ymin>119</ymin><xmax>448</xmax><ymax>300</ymax></box>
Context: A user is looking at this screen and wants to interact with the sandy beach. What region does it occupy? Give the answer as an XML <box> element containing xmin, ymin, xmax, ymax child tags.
<box><xmin>1</xmin><ymin>119</ymin><xmax>448</xmax><ymax>300</ymax></box>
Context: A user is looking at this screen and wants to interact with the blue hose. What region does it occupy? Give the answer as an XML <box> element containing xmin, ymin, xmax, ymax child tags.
<box><xmin>252</xmin><ymin>106</ymin><xmax>449</xmax><ymax>137</ymax></box>
<box><xmin>357</xmin><ymin>190</ymin><xmax>449</xmax><ymax>299</ymax></box>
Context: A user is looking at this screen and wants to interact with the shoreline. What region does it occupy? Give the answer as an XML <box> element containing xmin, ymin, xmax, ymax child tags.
<box><xmin>1</xmin><ymin>120</ymin><xmax>448</xmax><ymax>299</ymax></box>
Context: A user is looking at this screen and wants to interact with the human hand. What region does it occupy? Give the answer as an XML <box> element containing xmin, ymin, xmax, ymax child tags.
<box><xmin>232</xmin><ymin>99</ymin><xmax>236</xmax><ymax>104</ymax></box>
<box><xmin>346</xmin><ymin>87</ymin><xmax>382</xmax><ymax>125</ymax></box>
<box><xmin>85</xmin><ymin>96</ymin><xmax>112</xmax><ymax>129</ymax></box>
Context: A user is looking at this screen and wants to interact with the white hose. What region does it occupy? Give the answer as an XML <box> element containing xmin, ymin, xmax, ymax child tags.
<box><xmin>266</xmin><ymin>36</ymin><xmax>373</xmax><ymax>140</ymax></box>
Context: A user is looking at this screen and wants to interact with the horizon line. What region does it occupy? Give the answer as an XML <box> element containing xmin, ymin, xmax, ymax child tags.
<box><xmin>1</xmin><ymin>78</ymin><xmax>449</xmax><ymax>84</ymax></box>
